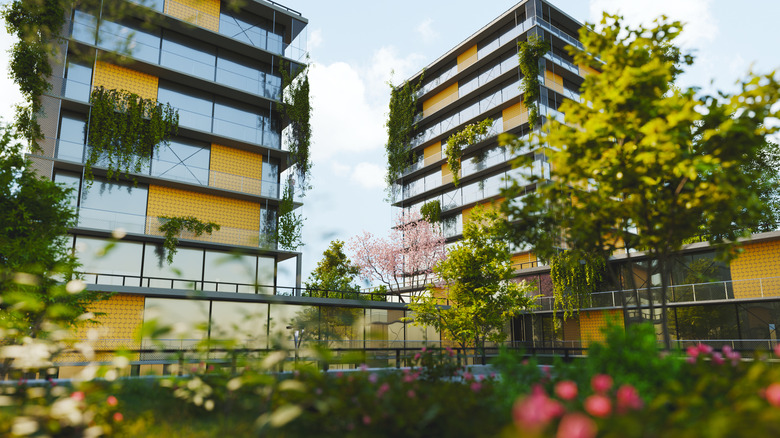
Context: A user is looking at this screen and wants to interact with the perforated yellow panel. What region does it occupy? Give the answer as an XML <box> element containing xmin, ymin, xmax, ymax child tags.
<box><xmin>503</xmin><ymin>101</ymin><xmax>528</xmax><ymax>130</ymax></box>
<box><xmin>580</xmin><ymin>309</ymin><xmax>623</xmax><ymax>348</ymax></box>
<box><xmin>457</xmin><ymin>44</ymin><xmax>478</xmax><ymax>72</ymax></box>
<box><xmin>511</xmin><ymin>251</ymin><xmax>537</xmax><ymax>270</ymax></box>
<box><xmin>164</xmin><ymin>0</ymin><xmax>220</xmax><ymax>31</ymax></box>
<box><xmin>731</xmin><ymin>239</ymin><xmax>780</xmax><ymax>299</ymax></box>
<box><xmin>462</xmin><ymin>198</ymin><xmax>504</xmax><ymax>225</ymax></box>
<box><xmin>423</xmin><ymin>82</ymin><xmax>459</xmax><ymax>117</ymax></box>
<box><xmin>544</xmin><ymin>70</ymin><xmax>564</xmax><ymax>94</ymax></box>
<box><xmin>423</xmin><ymin>141</ymin><xmax>442</xmax><ymax>166</ymax></box>
<box><xmin>92</xmin><ymin>61</ymin><xmax>158</xmax><ymax>100</ymax></box>
<box><xmin>563</xmin><ymin>317</ymin><xmax>581</xmax><ymax>344</ymax></box>
<box><xmin>442</xmin><ymin>162</ymin><xmax>455</xmax><ymax>185</ymax></box>
<box><xmin>147</xmin><ymin>185</ymin><xmax>261</xmax><ymax>232</ymax></box>
<box><xmin>578</xmin><ymin>64</ymin><xmax>599</xmax><ymax>77</ymax></box>
<box><xmin>209</xmin><ymin>144</ymin><xmax>263</xmax><ymax>195</ymax></box>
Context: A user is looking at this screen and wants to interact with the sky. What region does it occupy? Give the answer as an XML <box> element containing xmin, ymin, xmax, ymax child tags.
<box><xmin>1</xmin><ymin>0</ymin><xmax>779</xmax><ymax>287</ymax></box>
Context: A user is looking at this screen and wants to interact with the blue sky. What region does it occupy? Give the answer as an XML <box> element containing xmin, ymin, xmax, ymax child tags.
<box><xmin>1</xmin><ymin>0</ymin><xmax>778</xmax><ymax>287</ymax></box>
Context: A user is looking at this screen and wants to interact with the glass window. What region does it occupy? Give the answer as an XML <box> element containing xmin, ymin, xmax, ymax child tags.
<box><xmin>483</xmin><ymin>173</ymin><xmax>504</xmax><ymax>198</ymax></box>
<box><xmin>203</xmin><ymin>251</ymin><xmax>257</xmax><ymax>293</ymax></box>
<box><xmin>213</xmin><ymin>99</ymin><xmax>264</xmax><ymax>145</ymax></box>
<box><xmin>262</xmin><ymin>157</ymin><xmax>279</xmax><ymax>198</ymax></box>
<box><xmin>257</xmin><ymin>256</ymin><xmax>275</xmax><ymax>294</ymax></box>
<box><xmin>142</xmin><ymin>245</ymin><xmax>203</xmax><ymax>289</ymax></box>
<box><xmin>260</xmin><ymin>207</ymin><xmax>277</xmax><ymax>248</ymax></box>
<box><xmin>79</xmin><ymin>178</ymin><xmax>148</xmax><ymax>233</ymax></box>
<box><xmin>365</xmin><ymin>308</ymin><xmax>406</xmax><ymax>349</ymax></box>
<box><xmin>71</xmin><ymin>10</ymin><xmax>98</xmax><ymax>45</ymax></box>
<box><xmin>423</xmin><ymin>170</ymin><xmax>441</xmax><ymax>192</ymax></box>
<box><xmin>442</xmin><ymin>188</ymin><xmax>462</xmax><ymax>211</ymax></box>
<box><xmin>157</xmin><ymin>83</ymin><xmax>213</xmax><ymax>130</ymax></box>
<box><xmin>75</xmin><ymin>236</ymin><xmax>143</xmax><ymax>285</ymax></box>
<box><xmin>151</xmin><ymin>138</ymin><xmax>210</xmax><ymax>185</ymax></box>
<box><xmin>210</xmin><ymin>301</ymin><xmax>269</xmax><ymax>347</ymax></box>
<box><xmin>462</xmin><ymin>180</ymin><xmax>484</xmax><ymax>205</ymax></box>
<box><xmin>216</xmin><ymin>51</ymin><xmax>268</xmax><ymax>96</ymax></box>
<box><xmin>53</xmin><ymin>171</ymin><xmax>81</xmax><ymax>210</ymax></box>
<box><xmin>143</xmin><ymin>297</ymin><xmax>209</xmax><ymax>342</ymax></box>
<box><xmin>160</xmin><ymin>31</ymin><xmax>216</xmax><ymax>81</ymax></box>
<box><xmin>97</xmin><ymin>19</ymin><xmax>160</xmax><ymax>64</ymax></box>
<box><xmin>218</xmin><ymin>9</ymin><xmax>271</xmax><ymax>51</ymax></box>
<box><xmin>64</xmin><ymin>60</ymin><xmax>92</xmax><ymax>101</ymax></box>
<box><xmin>268</xmin><ymin>303</ymin><xmax>318</xmax><ymax>349</ymax></box>
<box><xmin>57</xmin><ymin>113</ymin><xmax>86</xmax><ymax>162</ymax></box>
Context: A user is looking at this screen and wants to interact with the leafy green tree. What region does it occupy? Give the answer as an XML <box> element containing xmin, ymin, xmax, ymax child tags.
<box><xmin>408</xmin><ymin>208</ymin><xmax>536</xmax><ymax>357</ymax></box>
<box><xmin>304</xmin><ymin>240</ymin><xmax>362</xmax><ymax>299</ymax></box>
<box><xmin>0</xmin><ymin>122</ymin><xmax>100</xmax><ymax>342</ymax></box>
<box><xmin>501</xmin><ymin>14</ymin><xmax>780</xmax><ymax>347</ymax></box>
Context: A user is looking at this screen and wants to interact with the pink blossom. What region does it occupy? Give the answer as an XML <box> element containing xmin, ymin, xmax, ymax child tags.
<box><xmin>377</xmin><ymin>383</ymin><xmax>390</xmax><ymax>398</ymax></box>
<box><xmin>470</xmin><ymin>382</ymin><xmax>482</xmax><ymax>393</ymax></box>
<box><xmin>686</xmin><ymin>356</ymin><xmax>696</xmax><ymax>364</ymax></box>
<box><xmin>369</xmin><ymin>373</ymin><xmax>378</xmax><ymax>384</ymax></box>
<box><xmin>413</xmin><ymin>353</ymin><xmax>421</xmax><ymax>361</ymax></box>
<box><xmin>336</xmin><ymin>372</ymin><xmax>344</xmax><ymax>378</ymax></box>
<box><xmin>697</xmin><ymin>343</ymin><xmax>713</xmax><ymax>355</ymax></box>
<box><xmin>591</xmin><ymin>374</ymin><xmax>613</xmax><ymax>394</ymax></box>
<box><xmin>107</xmin><ymin>395</ymin><xmax>118</xmax><ymax>407</ymax></box>
<box><xmin>541</xmin><ymin>365</ymin><xmax>552</xmax><ymax>378</ymax></box>
<box><xmin>71</xmin><ymin>391</ymin><xmax>85</xmax><ymax>401</ymax></box>
<box><xmin>556</xmin><ymin>413</ymin><xmax>597</xmax><ymax>438</ymax></box>
<box><xmin>616</xmin><ymin>385</ymin><xmax>643</xmax><ymax>413</ymax></box>
<box><xmin>360</xmin><ymin>364</ymin><xmax>368</xmax><ymax>372</ymax></box>
<box><xmin>445</xmin><ymin>347</ymin><xmax>454</xmax><ymax>357</ymax></box>
<box><xmin>113</xmin><ymin>412</ymin><xmax>123</xmax><ymax>422</ymax></box>
<box><xmin>407</xmin><ymin>390</ymin><xmax>416</xmax><ymax>399</ymax></box>
<box><xmin>421</xmin><ymin>347</ymin><xmax>427</xmax><ymax>353</ymax></box>
<box><xmin>403</xmin><ymin>374</ymin><xmax>416</xmax><ymax>383</ymax></box>
<box><xmin>766</xmin><ymin>383</ymin><xmax>780</xmax><ymax>407</ymax></box>
<box><xmin>722</xmin><ymin>345</ymin><xmax>733</xmax><ymax>356</ymax></box>
<box><xmin>584</xmin><ymin>394</ymin><xmax>612</xmax><ymax>418</ymax></box>
<box><xmin>711</xmin><ymin>352</ymin><xmax>725</xmax><ymax>365</ymax></box>
<box><xmin>363</xmin><ymin>415</ymin><xmax>372</xmax><ymax>425</ymax></box>
<box><xmin>774</xmin><ymin>344</ymin><xmax>780</xmax><ymax>358</ymax></box>
<box><xmin>555</xmin><ymin>381</ymin><xmax>578</xmax><ymax>401</ymax></box>
<box><xmin>513</xmin><ymin>386</ymin><xmax>564</xmax><ymax>430</ymax></box>
<box><xmin>462</xmin><ymin>371</ymin><xmax>473</xmax><ymax>381</ymax></box>
<box><xmin>686</xmin><ymin>346</ymin><xmax>700</xmax><ymax>358</ymax></box>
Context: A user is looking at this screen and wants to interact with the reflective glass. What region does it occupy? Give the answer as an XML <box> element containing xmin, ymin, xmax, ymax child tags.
<box><xmin>218</xmin><ymin>9</ymin><xmax>271</xmax><ymax>51</ymax></box>
<box><xmin>267</xmin><ymin>304</ymin><xmax>317</xmax><ymax>349</ymax></box>
<box><xmin>53</xmin><ymin>171</ymin><xmax>81</xmax><ymax>210</ymax></box>
<box><xmin>71</xmin><ymin>10</ymin><xmax>98</xmax><ymax>45</ymax></box>
<box><xmin>423</xmin><ymin>170</ymin><xmax>441</xmax><ymax>192</ymax></box>
<box><xmin>160</xmin><ymin>31</ymin><xmax>216</xmax><ymax>80</ymax></box>
<box><xmin>57</xmin><ymin>113</ymin><xmax>86</xmax><ymax>162</ymax></box>
<box><xmin>210</xmin><ymin>301</ymin><xmax>269</xmax><ymax>347</ymax></box>
<box><xmin>151</xmin><ymin>138</ymin><xmax>210</xmax><ymax>185</ymax></box>
<box><xmin>483</xmin><ymin>173</ymin><xmax>504</xmax><ymax>198</ymax></box>
<box><xmin>75</xmin><ymin>236</ymin><xmax>143</xmax><ymax>285</ymax></box>
<box><xmin>79</xmin><ymin>179</ymin><xmax>148</xmax><ymax>233</ymax></box>
<box><xmin>97</xmin><ymin>19</ymin><xmax>160</xmax><ymax>64</ymax></box>
<box><xmin>64</xmin><ymin>60</ymin><xmax>92</xmax><ymax>101</ymax></box>
<box><xmin>441</xmin><ymin>188</ymin><xmax>462</xmax><ymax>211</ymax></box>
<box><xmin>203</xmin><ymin>251</ymin><xmax>257</xmax><ymax>293</ymax></box>
<box><xmin>364</xmin><ymin>309</ymin><xmax>405</xmax><ymax>349</ymax></box>
<box><xmin>157</xmin><ymin>84</ymin><xmax>213</xmax><ymax>130</ymax></box>
<box><xmin>257</xmin><ymin>257</ymin><xmax>275</xmax><ymax>294</ymax></box>
<box><xmin>216</xmin><ymin>52</ymin><xmax>270</xmax><ymax>97</ymax></box>
<box><xmin>213</xmin><ymin>99</ymin><xmax>264</xmax><ymax>144</ymax></box>
<box><xmin>143</xmin><ymin>297</ymin><xmax>209</xmax><ymax>342</ymax></box>
<box><xmin>142</xmin><ymin>245</ymin><xmax>203</xmax><ymax>289</ymax></box>
<box><xmin>462</xmin><ymin>180</ymin><xmax>483</xmax><ymax>205</ymax></box>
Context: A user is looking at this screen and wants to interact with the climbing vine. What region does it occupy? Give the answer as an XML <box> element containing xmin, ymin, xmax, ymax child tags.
<box><xmin>158</xmin><ymin>216</ymin><xmax>220</xmax><ymax>264</ymax></box>
<box><xmin>420</xmin><ymin>200</ymin><xmax>441</xmax><ymax>224</ymax></box>
<box><xmin>385</xmin><ymin>77</ymin><xmax>422</xmax><ymax>188</ymax></box>
<box><xmin>445</xmin><ymin>118</ymin><xmax>493</xmax><ymax>186</ymax></box>
<box><xmin>518</xmin><ymin>36</ymin><xmax>549</xmax><ymax>128</ymax></box>
<box><xmin>279</xmin><ymin>61</ymin><xmax>312</xmax><ymax>192</ymax></box>
<box><xmin>549</xmin><ymin>250</ymin><xmax>606</xmax><ymax>320</ymax></box>
<box><xmin>277</xmin><ymin>181</ymin><xmax>304</xmax><ymax>251</ymax></box>
<box><xmin>87</xmin><ymin>87</ymin><xmax>178</xmax><ymax>184</ymax></box>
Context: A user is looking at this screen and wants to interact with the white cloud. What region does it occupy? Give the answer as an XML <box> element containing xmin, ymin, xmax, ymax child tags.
<box><xmin>0</xmin><ymin>28</ymin><xmax>24</xmax><ymax>124</ymax></box>
<box><xmin>330</xmin><ymin>161</ymin><xmax>351</xmax><ymax>176</ymax></box>
<box><xmin>589</xmin><ymin>0</ymin><xmax>717</xmax><ymax>48</ymax></box>
<box><xmin>416</xmin><ymin>18</ymin><xmax>439</xmax><ymax>45</ymax></box>
<box><xmin>308</xmin><ymin>28</ymin><xmax>323</xmax><ymax>51</ymax></box>
<box><xmin>350</xmin><ymin>162</ymin><xmax>385</xmax><ymax>189</ymax></box>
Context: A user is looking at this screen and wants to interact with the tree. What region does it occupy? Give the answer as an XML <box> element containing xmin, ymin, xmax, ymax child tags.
<box><xmin>348</xmin><ymin>211</ymin><xmax>445</xmax><ymax>302</ymax></box>
<box><xmin>501</xmin><ymin>14</ymin><xmax>780</xmax><ymax>348</ymax></box>
<box><xmin>304</xmin><ymin>240</ymin><xmax>362</xmax><ymax>299</ymax></box>
<box><xmin>0</xmin><ymin>122</ymin><xmax>100</xmax><ymax>343</ymax></box>
<box><xmin>407</xmin><ymin>207</ymin><xmax>536</xmax><ymax>359</ymax></box>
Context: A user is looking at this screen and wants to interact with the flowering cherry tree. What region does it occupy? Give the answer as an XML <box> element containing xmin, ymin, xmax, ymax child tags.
<box><xmin>347</xmin><ymin>211</ymin><xmax>445</xmax><ymax>301</ymax></box>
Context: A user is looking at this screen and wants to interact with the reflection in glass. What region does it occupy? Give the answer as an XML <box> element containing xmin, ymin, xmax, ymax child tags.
<box><xmin>365</xmin><ymin>309</ymin><xmax>406</xmax><ymax>349</ymax></box>
<box><xmin>76</xmin><ymin>236</ymin><xmax>143</xmax><ymax>285</ymax></box>
<box><xmin>203</xmin><ymin>252</ymin><xmax>257</xmax><ymax>293</ymax></box>
<box><xmin>79</xmin><ymin>178</ymin><xmax>148</xmax><ymax>233</ymax></box>
<box><xmin>57</xmin><ymin>113</ymin><xmax>86</xmax><ymax>162</ymax></box>
<box><xmin>210</xmin><ymin>301</ymin><xmax>269</xmax><ymax>348</ymax></box>
<box><xmin>142</xmin><ymin>245</ymin><xmax>203</xmax><ymax>289</ymax></box>
<box><xmin>143</xmin><ymin>298</ymin><xmax>209</xmax><ymax>345</ymax></box>
<box><xmin>151</xmin><ymin>138</ymin><xmax>210</xmax><ymax>185</ymax></box>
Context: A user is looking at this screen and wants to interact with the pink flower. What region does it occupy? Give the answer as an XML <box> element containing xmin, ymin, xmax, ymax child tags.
<box><xmin>766</xmin><ymin>383</ymin><xmax>780</xmax><ymax>407</ymax></box>
<box><xmin>113</xmin><ymin>412</ymin><xmax>123</xmax><ymax>422</ymax></box>
<box><xmin>697</xmin><ymin>343</ymin><xmax>713</xmax><ymax>355</ymax></box>
<box><xmin>403</xmin><ymin>374</ymin><xmax>416</xmax><ymax>383</ymax></box>
<box><xmin>470</xmin><ymin>382</ymin><xmax>482</xmax><ymax>393</ymax></box>
<box><xmin>591</xmin><ymin>374</ymin><xmax>613</xmax><ymax>394</ymax></box>
<box><xmin>407</xmin><ymin>390</ymin><xmax>416</xmax><ymax>399</ymax></box>
<box><xmin>686</xmin><ymin>346</ymin><xmax>700</xmax><ymax>358</ymax></box>
<box><xmin>555</xmin><ymin>381</ymin><xmax>578</xmax><ymax>401</ymax></box>
<box><xmin>774</xmin><ymin>344</ymin><xmax>780</xmax><ymax>358</ymax></box>
<box><xmin>711</xmin><ymin>352</ymin><xmax>725</xmax><ymax>365</ymax></box>
<box><xmin>421</xmin><ymin>347</ymin><xmax>427</xmax><ymax>353</ymax></box>
<box><xmin>368</xmin><ymin>373</ymin><xmax>378</xmax><ymax>384</ymax></box>
<box><xmin>413</xmin><ymin>353</ymin><xmax>421</xmax><ymax>361</ymax></box>
<box><xmin>70</xmin><ymin>391</ymin><xmax>85</xmax><ymax>401</ymax></box>
<box><xmin>360</xmin><ymin>364</ymin><xmax>368</xmax><ymax>372</ymax></box>
<box><xmin>462</xmin><ymin>371</ymin><xmax>473</xmax><ymax>382</ymax></box>
<box><xmin>446</xmin><ymin>347</ymin><xmax>454</xmax><ymax>357</ymax></box>
<box><xmin>557</xmin><ymin>413</ymin><xmax>597</xmax><ymax>438</ymax></box>
<box><xmin>513</xmin><ymin>386</ymin><xmax>564</xmax><ymax>430</ymax></box>
<box><xmin>362</xmin><ymin>415</ymin><xmax>372</xmax><ymax>425</ymax></box>
<box><xmin>336</xmin><ymin>372</ymin><xmax>344</xmax><ymax>378</ymax></box>
<box><xmin>584</xmin><ymin>395</ymin><xmax>612</xmax><ymax>418</ymax></box>
<box><xmin>377</xmin><ymin>383</ymin><xmax>390</xmax><ymax>398</ymax></box>
<box><xmin>722</xmin><ymin>345</ymin><xmax>733</xmax><ymax>356</ymax></box>
<box><xmin>616</xmin><ymin>385</ymin><xmax>643</xmax><ymax>413</ymax></box>
<box><xmin>686</xmin><ymin>356</ymin><xmax>696</xmax><ymax>364</ymax></box>
<box><xmin>107</xmin><ymin>395</ymin><xmax>118</xmax><ymax>407</ymax></box>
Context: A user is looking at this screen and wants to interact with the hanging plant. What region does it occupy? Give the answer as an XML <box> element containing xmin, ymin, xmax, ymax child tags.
<box><xmin>549</xmin><ymin>250</ymin><xmax>606</xmax><ymax>320</ymax></box>
<box><xmin>385</xmin><ymin>76</ymin><xmax>423</xmax><ymax>188</ymax></box>
<box><xmin>87</xmin><ymin>87</ymin><xmax>178</xmax><ymax>184</ymax></box>
<box><xmin>420</xmin><ymin>200</ymin><xmax>442</xmax><ymax>223</ymax></box>
<box><xmin>279</xmin><ymin>61</ymin><xmax>312</xmax><ymax>192</ymax></box>
<box><xmin>158</xmin><ymin>216</ymin><xmax>220</xmax><ymax>264</ymax></box>
<box><xmin>445</xmin><ymin>118</ymin><xmax>493</xmax><ymax>186</ymax></box>
<box><xmin>518</xmin><ymin>36</ymin><xmax>549</xmax><ymax>128</ymax></box>
<box><xmin>277</xmin><ymin>180</ymin><xmax>304</xmax><ymax>251</ymax></box>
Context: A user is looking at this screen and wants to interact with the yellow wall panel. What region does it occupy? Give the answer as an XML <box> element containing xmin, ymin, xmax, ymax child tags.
<box><xmin>511</xmin><ymin>251</ymin><xmax>537</xmax><ymax>270</ymax></box>
<box><xmin>580</xmin><ymin>309</ymin><xmax>623</xmax><ymax>348</ymax></box>
<box><xmin>423</xmin><ymin>82</ymin><xmax>459</xmax><ymax>117</ymax></box>
<box><xmin>146</xmin><ymin>185</ymin><xmax>261</xmax><ymax>246</ymax></box>
<box><xmin>92</xmin><ymin>61</ymin><xmax>158</xmax><ymax>100</ymax></box>
<box><xmin>423</xmin><ymin>141</ymin><xmax>442</xmax><ymax>165</ymax></box>
<box><xmin>164</xmin><ymin>0</ymin><xmax>220</xmax><ymax>31</ymax></box>
<box><xmin>462</xmin><ymin>198</ymin><xmax>504</xmax><ymax>226</ymax></box>
<box><xmin>563</xmin><ymin>317</ymin><xmax>581</xmax><ymax>344</ymax></box>
<box><xmin>209</xmin><ymin>144</ymin><xmax>263</xmax><ymax>195</ymax></box>
<box><xmin>457</xmin><ymin>44</ymin><xmax>478</xmax><ymax>72</ymax></box>
<box><xmin>544</xmin><ymin>70</ymin><xmax>564</xmax><ymax>94</ymax></box>
<box><xmin>731</xmin><ymin>239</ymin><xmax>780</xmax><ymax>299</ymax></box>
<box><xmin>578</xmin><ymin>64</ymin><xmax>599</xmax><ymax>77</ymax></box>
<box><xmin>442</xmin><ymin>162</ymin><xmax>455</xmax><ymax>185</ymax></box>
<box><xmin>503</xmin><ymin>101</ymin><xmax>528</xmax><ymax>130</ymax></box>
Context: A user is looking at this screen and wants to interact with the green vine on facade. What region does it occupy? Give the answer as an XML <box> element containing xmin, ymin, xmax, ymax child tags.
<box><xmin>277</xmin><ymin>180</ymin><xmax>304</xmax><ymax>251</ymax></box>
<box><xmin>518</xmin><ymin>36</ymin><xmax>549</xmax><ymax>128</ymax></box>
<box><xmin>385</xmin><ymin>76</ymin><xmax>422</xmax><ymax>189</ymax></box>
<box><xmin>158</xmin><ymin>216</ymin><xmax>220</xmax><ymax>264</ymax></box>
<box><xmin>2</xmin><ymin>0</ymin><xmax>67</xmax><ymax>147</ymax></box>
<box><xmin>445</xmin><ymin>118</ymin><xmax>493</xmax><ymax>186</ymax></box>
<box><xmin>549</xmin><ymin>250</ymin><xmax>606</xmax><ymax>320</ymax></box>
<box><xmin>279</xmin><ymin>61</ymin><xmax>312</xmax><ymax>192</ymax></box>
<box><xmin>87</xmin><ymin>87</ymin><xmax>178</xmax><ymax>184</ymax></box>
<box><xmin>420</xmin><ymin>200</ymin><xmax>441</xmax><ymax>223</ymax></box>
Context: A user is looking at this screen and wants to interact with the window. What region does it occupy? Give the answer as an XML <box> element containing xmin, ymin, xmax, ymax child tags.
<box><xmin>79</xmin><ymin>178</ymin><xmax>148</xmax><ymax>233</ymax></box>
<box><xmin>160</xmin><ymin>31</ymin><xmax>216</xmax><ymax>81</ymax></box>
<box><xmin>64</xmin><ymin>59</ymin><xmax>92</xmax><ymax>101</ymax></box>
<box><xmin>157</xmin><ymin>83</ymin><xmax>213</xmax><ymax>130</ymax></box>
<box><xmin>76</xmin><ymin>236</ymin><xmax>143</xmax><ymax>285</ymax></box>
<box><xmin>151</xmin><ymin>138</ymin><xmax>210</xmax><ymax>185</ymax></box>
<box><xmin>57</xmin><ymin>113</ymin><xmax>86</xmax><ymax>162</ymax></box>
